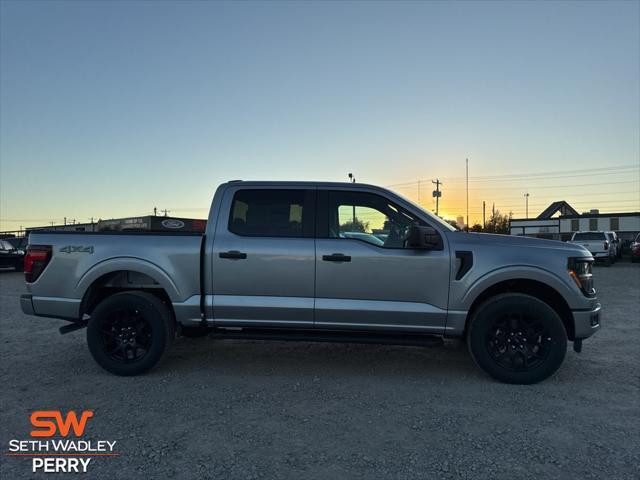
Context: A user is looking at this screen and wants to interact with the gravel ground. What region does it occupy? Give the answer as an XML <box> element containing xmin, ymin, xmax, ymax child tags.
<box><xmin>1</xmin><ymin>262</ymin><xmax>639</xmax><ymax>479</ymax></box>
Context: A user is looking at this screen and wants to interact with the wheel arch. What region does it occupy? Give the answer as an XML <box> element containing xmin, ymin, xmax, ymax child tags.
<box><xmin>78</xmin><ymin>263</ymin><xmax>178</xmax><ymax>319</ymax></box>
<box><xmin>465</xmin><ymin>278</ymin><xmax>575</xmax><ymax>341</ymax></box>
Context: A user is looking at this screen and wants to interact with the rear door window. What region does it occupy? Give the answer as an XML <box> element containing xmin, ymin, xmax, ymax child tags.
<box><xmin>229</xmin><ymin>189</ymin><xmax>314</xmax><ymax>238</ymax></box>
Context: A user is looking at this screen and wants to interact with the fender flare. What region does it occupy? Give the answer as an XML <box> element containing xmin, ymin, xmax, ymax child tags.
<box><xmin>460</xmin><ymin>265</ymin><xmax>578</xmax><ymax>311</ymax></box>
<box><xmin>74</xmin><ymin>257</ymin><xmax>181</xmax><ymax>302</ymax></box>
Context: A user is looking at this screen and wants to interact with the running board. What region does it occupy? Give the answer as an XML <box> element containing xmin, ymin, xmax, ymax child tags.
<box><xmin>59</xmin><ymin>320</ymin><xmax>88</xmax><ymax>335</ymax></box>
<box><xmin>208</xmin><ymin>327</ymin><xmax>444</xmax><ymax>347</ymax></box>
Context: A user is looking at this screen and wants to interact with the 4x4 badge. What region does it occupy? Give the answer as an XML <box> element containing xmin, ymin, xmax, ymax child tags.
<box><xmin>60</xmin><ymin>245</ymin><xmax>94</xmax><ymax>254</ymax></box>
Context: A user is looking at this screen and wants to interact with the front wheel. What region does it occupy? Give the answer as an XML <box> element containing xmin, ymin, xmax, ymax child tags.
<box><xmin>467</xmin><ymin>293</ymin><xmax>567</xmax><ymax>384</ymax></box>
<box><xmin>87</xmin><ymin>291</ymin><xmax>175</xmax><ymax>376</ymax></box>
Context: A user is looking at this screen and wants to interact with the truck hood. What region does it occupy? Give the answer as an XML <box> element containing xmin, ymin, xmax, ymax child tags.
<box><xmin>446</xmin><ymin>232</ymin><xmax>592</xmax><ymax>257</ymax></box>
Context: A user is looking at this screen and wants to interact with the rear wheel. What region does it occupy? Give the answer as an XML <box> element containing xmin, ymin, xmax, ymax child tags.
<box><xmin>467</xmin><ymin>293</ymin><xmax>567</xmax><ymax>384</ymax></box>
<box><xmin>87</xmin><ymin>291</ymin><xmax>175</xmax><ymax>376</ymax></box>
<box><xmin>14</xmin><ymin>260</ymin><xmax>23</xmax><ymax>272</ymax></box>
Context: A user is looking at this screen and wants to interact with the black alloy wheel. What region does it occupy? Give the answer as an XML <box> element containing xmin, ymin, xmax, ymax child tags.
<box><xmin>467</xmin><ymin>293</ymin><xmax>567</xmax><ymax>384</ymax></box>
<box><xmin>100</xmin><ymin>307</ymin><xmax>153</xmax><ymax>364</ymax></box>
<box><xmin>87</xmin><ymin>291</ymin><xmax>174</xmax><ymax>376</ymax></box>
<box><xmin>485</xmin><ymin>311</ymin><xmax>552</xmax><ymax>372</ymax></box>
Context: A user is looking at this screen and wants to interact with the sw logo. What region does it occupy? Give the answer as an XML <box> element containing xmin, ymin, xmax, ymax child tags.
<box><xmin>30</xmin><ymin>410</ymin><xmax>94</xmax><ymax>437</ymax></box>
<box><xmin>6</xmin><ymin>410</ymin><xmax>118</xmax><ymax>474</ymax></box>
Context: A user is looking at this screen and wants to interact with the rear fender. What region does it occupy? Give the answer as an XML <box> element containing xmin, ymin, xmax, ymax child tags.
<box><xmin>75</xmin><ymin>257</ymin><xmax>181</xmax><ymax>302</ymax></box>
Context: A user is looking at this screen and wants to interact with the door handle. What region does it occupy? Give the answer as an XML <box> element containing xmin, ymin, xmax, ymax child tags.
<box><xmin>219</xmin><ymin>250</ymin><xmax>247</xmax><ymax>259</ymax></box>
<box><xmin>322</xmin><ymin>253</ymin><xmax>351</xmax><ymax>262</ymax></box>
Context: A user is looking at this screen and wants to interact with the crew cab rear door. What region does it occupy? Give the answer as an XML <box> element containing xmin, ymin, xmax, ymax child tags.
<box><xmin>211</xmin><ymin>186</ymin><xmax>316</xmax><ymax>327</ymax></box>
<box><xmin>314</xmin><ymin>188</ymin><xmax>450</xmax><ymax>334</ymax></box>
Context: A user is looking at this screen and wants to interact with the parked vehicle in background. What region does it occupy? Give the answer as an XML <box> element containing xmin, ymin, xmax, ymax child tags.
<box><xmin>569</xmin><ymin>231</ymin><xmax>615</xmax><ymax>266</ymax></box>
<box><xmin>604</xmin><ymin>231</ymin><xmax>621</xmax><ymax>259</ymax></box>
<box><xmin>5</xmin><ymin>236</ymin><xmax>28</xmax><ymax>253</ymax></box>
<box><xmin>631</xmin><ymin>233</ymin><xmax>640</xmax><ymax>263</ymax></box>
<box><xmin>20</xmin><ymin>181</ymin><xmax>601</xmax><ymax>384</ymax></box>
<box><xmin>0</xmin><ymin>240</ymin><xmax>25</xmax><ymax>271</ymax></box>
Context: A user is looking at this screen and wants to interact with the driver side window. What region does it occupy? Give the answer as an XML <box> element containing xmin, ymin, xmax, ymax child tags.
<box><xmin>328</xmin><ymin>191</ymin><xmax>422</xmax><ymax>248</ymax></box>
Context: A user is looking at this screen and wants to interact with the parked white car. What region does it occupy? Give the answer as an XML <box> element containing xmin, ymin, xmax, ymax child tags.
<box><xmin>569</xmin><ymin>231</ymin><xmax>615</xmax><ymax>266</ymax></box>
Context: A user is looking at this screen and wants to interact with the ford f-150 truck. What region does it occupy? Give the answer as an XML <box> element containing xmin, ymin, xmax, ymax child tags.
<box><xmin>21</xmin><ymin>181</ymin><xmax>601</xmax><ymax>383</ymax></box>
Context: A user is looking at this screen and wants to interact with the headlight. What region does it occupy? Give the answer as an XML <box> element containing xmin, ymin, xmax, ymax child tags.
<box><xmin>568</xmin><ymin>258</ymin><xmax>595</xmax><ymax>297</ymax></box>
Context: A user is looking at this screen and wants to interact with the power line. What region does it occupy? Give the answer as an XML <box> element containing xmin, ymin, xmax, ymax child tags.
<box><xmin>392</xmin><ymin>179</ymin><xmax>638</xmax><ymax>192</ymax></box>
<box><xmin>386</xmin><ymin>165</ymin><xmax>638</xmax><ymax>188</ymax></box>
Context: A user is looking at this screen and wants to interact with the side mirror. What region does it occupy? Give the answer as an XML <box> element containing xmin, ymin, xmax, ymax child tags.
<box><xmin>406</xmin><ymin>225</ymin><xmax>442</xmax><ymax>250</ymax></box>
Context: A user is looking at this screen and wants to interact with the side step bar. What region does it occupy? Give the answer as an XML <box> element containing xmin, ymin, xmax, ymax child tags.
<box><xmin>209</xmin><ymin>327</ymin><xmax>444</xmax><ymax>348</ymax></box>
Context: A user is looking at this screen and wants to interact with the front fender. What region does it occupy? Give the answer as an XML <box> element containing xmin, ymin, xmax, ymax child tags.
<box><xmin>458</xmin><ymin>265</ymin><xmax>583</xmax><ymax>311</ymax></box>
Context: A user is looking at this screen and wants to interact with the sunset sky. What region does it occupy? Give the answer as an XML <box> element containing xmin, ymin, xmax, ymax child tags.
<box><xmin>1</xmin><ymin>1</ymin><xmax>639</xmax><ymax>231</ymax></box>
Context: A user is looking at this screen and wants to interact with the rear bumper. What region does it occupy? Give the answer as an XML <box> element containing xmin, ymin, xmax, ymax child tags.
<box><xmin>573</xmin><ymin>302</ymin><xmax>601</xmax><ymax>339</ymax></box>
<box><xmin>20</xmin><ymin>294</ymin><xmax>35</xmax><ymax>315</ymax></box>
<box><xmin>20</xmin><ymin>294</ymin><xmax>80</xmax><ymax>321</ymax></box>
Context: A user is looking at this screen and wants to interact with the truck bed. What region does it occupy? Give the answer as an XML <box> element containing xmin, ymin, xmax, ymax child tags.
<box><xmin>24</xmin><ymin>231</ymin><xmax>203</xmax><ymax>321</ymax></box>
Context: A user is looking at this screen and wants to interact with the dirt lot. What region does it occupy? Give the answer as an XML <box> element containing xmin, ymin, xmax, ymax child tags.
<box><xmin>1</xmin><ymin>262</ymin><xmax>639</xmax><ymax>479</ymax></box>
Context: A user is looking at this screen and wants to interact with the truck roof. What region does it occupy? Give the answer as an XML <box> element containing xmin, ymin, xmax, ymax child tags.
<box><xmin>223</xmin><ymin>180</ymin><xmax>389</xmax><ymax>190</ymax></box>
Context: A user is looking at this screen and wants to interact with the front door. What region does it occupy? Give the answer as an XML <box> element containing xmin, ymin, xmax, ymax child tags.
<box><xmin>315</xmin><ymin>190</ymin><xmax>450</xmax><ymax>333</ymax></box>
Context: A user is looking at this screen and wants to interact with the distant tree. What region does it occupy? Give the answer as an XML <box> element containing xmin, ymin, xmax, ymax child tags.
<box><xmin>484</xmin><ymin>210</ymin><xmax>512</xmax><ymax>234</ymax></box>
<box><xmin>470</xmin><ymin>223</ymin><xmax>483</xmax><ymax>232</ymax></box>
<box><xmin>340</xmin><ymin>218</ymin><xmax>369</xmax><ymax>232</ymax></box>
<box><xmin>444</xmin><ymin>219</ymin><xmax>460</xmax><ymax>230</ymax></box>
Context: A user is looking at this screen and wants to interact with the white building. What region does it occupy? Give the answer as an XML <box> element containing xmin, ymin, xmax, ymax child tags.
<box><xmin>509</xmin><ymin>201</ymin><xmax>640</xmax><ymax>246</ymax></box>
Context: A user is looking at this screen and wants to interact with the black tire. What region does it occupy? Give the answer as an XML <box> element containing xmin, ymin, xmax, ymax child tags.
<box><xmin>87</xmin><ymin>291</ymin><xmax>175</xmax><ymax>376</ymax></box>
<box><xmin>180</xmin><ymin>325</ymin><xmax>211</xmax><ymax>338</ymax></box>
<box><xmin>467</xmin><ymin>293</ymin><xmax>567</xmax><ymax>384</ymax></box>
<box><xmin>14</xmin><ymin>261</ymin><xmax>23</xmax><ymax>272</ymax></box>
<box><xmin>604</xmin><ymin>257</ymin><xmax>612</xmax><ymax>267</ymax></box>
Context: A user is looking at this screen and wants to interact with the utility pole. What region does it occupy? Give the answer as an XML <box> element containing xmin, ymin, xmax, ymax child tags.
<box><xmin>483</xmin><ymin>201</ymin><xmax>486</xmax><ymax>229</ymax></box>
<box><xmin>431</xmin><ymin>179</ymin><xmax>442</xmax><ymax>216</ymax></box>
<box><xmin>64</xmin><ymin>217</ymin><xmax>67</xmax><ymax>226</ymax></box>
<box><xmin>348</xmin><ymin>173</ymin><xmax>356</xmax><ymax>224</ymax></box>
<box><xmin>465</xmin><ymin>158</ymin><xmax>469</xmax><ymax>231</ymax></box>
<box><xmin>154</xmin><ymin>207</ymin><xmax>157</xmax><ymax>216</ymax></box>
<box><xmin>524</xmin><ymin>193</ymin><xmax>530</xmax><ymax>219</ymax></box>
<box><xmin>161</xmin><ymin>209</ymin><xmax>170</xmax><ymax>217</ymax></box>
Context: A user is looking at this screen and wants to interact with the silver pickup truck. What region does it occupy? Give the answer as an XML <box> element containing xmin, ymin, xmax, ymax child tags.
<box><xmin>21</xmin><ymin>181</ymin><xmax>601</xmax><ymax>383</ymax></box>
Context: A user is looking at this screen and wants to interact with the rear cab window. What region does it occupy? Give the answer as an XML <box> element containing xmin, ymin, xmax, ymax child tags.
<box><xmin>228</xmin><ymin>189</ymin><xmax>315</xmax><ymax>238</ymax></box>
<box><xmin>573</xmin><ymin>232</ymin><xmax>606</xmax><ymax>241</ymax></box>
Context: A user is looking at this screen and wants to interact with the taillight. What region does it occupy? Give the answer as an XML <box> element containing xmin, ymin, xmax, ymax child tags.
<box><xmin>24</xmin><ymin>245</ymin><xmax>52</xmax><ymax>283</ymax></box>
<box><xmin>603</xmin><ymin>241</ymin><xmax>609</xmax><ymax>250</ymax></box>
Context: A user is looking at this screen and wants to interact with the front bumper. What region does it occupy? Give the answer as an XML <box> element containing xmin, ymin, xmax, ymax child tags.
<box><xmin>573</xmin><ymin>302</ymin><xmax>601</xmax><ymax>339</ymax></box>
